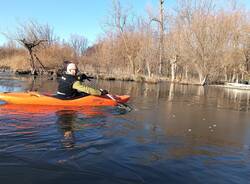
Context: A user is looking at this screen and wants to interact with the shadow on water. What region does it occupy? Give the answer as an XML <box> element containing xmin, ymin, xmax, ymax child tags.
<box><xmin>1</xmin><ymin>75</ymin><xmax>250</xmax><ymax>183</ymax></box>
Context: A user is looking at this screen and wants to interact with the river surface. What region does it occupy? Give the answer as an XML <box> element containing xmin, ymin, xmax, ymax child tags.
<box><xmin>0</xmin><ymin>72</ymin><xmax>250</xmax><ymax>184</ymax></box>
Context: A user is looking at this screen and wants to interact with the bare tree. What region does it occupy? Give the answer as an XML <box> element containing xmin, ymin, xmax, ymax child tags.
<box><xmin>82</xmin><ymin>0</ymin><xmax>250</xmax><ymax>83</ymax></box>
<box><xmin>240</xmin><ymin>20</ymin><xmax>250</xmax><ymax>72</ymax></box>
<box><xmin>69</xmin><ymin>34</ymin><xmax>88</xmax><ymax>58</ymax></box>
<box><xmin>19</xmin><ymin>38</ymin><xmax>47</xmax><ymax>74</ymax></box>
<box><xmin>3</xmin><ymin>20</ymin><xmax>59</xmax><ymax>74</ymax></box>
<box><xmin>103</xmin><ymin>0</ymin><xmax>137</xmax><ymax>75</ymax></box>
<box><xmin>173</xmin><ymin>0</ymin><xmax>234</xmax><ymax>84</ymax></box>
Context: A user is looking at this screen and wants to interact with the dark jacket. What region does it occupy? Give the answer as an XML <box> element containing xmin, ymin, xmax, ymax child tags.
<box><xmin>57</xmin><ymin>74</ymin><xmax>79</xmax><ymax>98</ymax></box>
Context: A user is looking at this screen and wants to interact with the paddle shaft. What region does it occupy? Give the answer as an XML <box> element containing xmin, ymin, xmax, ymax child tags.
<box><xmin>80</xmin><ymin>73</ymin><xmax>131</xmax><ymax>111</ymax></box>
<box><xmin>106</xmin><ymin>94</ymin><xmax>116</xmax><ymax>102</ymax></box>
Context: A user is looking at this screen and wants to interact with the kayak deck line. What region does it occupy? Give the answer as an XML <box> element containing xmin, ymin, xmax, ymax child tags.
<box><xmin>28</xmin><ymin>92</ymin><xmax>41</xmax><ymax>97</ymax></box>
<box><xmin>0</xmin><ymin>91</ymin><xmax>130</xmax><ymax>107</ymax></box>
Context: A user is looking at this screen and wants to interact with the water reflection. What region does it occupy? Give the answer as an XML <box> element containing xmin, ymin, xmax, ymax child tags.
<box><xmin>0</xmin><ymin>73</ymin><xmax>57</xmax><ymax>93</ymax></box>
<box><xmin>56</xmin><ymin>110</ymin><xmax>77</xmax><ymax>149</ymax></box>
<box><xmin>1</xmin><ymin>75</ymin><xmax>250</xmax><ymax>183</ymax></box>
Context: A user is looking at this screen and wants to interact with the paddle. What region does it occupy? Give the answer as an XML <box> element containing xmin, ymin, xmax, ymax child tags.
<box><xmin>105</xmin><ymin>93</ymin><xmax>132</xmax><ymax>111</ymax></box>
<box><xmin>78</xmin><ymin>73</ymin><xmax>132</xmax><ymax>111</ymax></box>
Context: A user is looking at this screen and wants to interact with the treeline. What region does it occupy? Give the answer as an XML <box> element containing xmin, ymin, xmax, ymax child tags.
<box><xmin>0</xmin><ymin>0</ymin><xmax>250</xmax><ymax>85</ymax></box>
<box><xmin>0</xmin><ymin>21</ymin><xmax>88</xmax><ymax>75</ymax></box>
<box><xmin>88</xmin><ymin>0</ymin><xmax>250</xmax><ymax>84</ymax></box>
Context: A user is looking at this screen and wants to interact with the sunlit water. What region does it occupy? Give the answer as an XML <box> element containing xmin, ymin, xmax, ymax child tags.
<box><xmin>0</xmin><ymin>72</ymin><xmax>250</xmax><ymax>184</ymax></box>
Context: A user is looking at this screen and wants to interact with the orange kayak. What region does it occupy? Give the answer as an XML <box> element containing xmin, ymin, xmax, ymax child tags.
<box><xmin>0</xmin><ymin>92</ymin><xmax>130</xmax><ymax>106</ymax></box>
<box><xmin>0</xmin><ymin>103</ymin><xmax>106</xmax><ymax>117</ymax></box>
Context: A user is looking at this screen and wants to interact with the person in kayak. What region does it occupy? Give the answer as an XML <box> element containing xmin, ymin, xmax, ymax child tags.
<box><xmin>57</xmin><ymin>62</ymin><xmax>108</xmax><ymax>99</ymax></box>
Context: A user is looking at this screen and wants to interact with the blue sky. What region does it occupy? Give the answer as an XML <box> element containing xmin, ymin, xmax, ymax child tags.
<box><xmin>0</xmin><ymin>0</ymin><xmax>249</xmax><ymax>46</ymax></box>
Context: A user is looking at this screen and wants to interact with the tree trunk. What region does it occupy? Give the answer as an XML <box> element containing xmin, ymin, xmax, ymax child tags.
<box><xmin>245</xmin><ymin>53</ymin><xmax>250</xmax><ymax>72</ymax></box>
<box><xmin>29</xmin><ymin>50</ymin><xmax>36</xmax><ymax>75</ymax></box>
<box><xmin>224</xmin><ymin>74</ymin><xmax>228</xmax><ymax>82</ymax></box>
<box><xmin>168</xmin><ymin>83</ymin><xmax>174</xmax><ymax>101</ymax></box>
<box><xmin>198</xmin><ymin>72</ymin><xmax>203</xmax><ymax>84</ymax></box>
<box><xmin>201</xmin><ymin>75</ymin><xmax>207</xmax><ymax>86</ymax></box>
<box><xmin>146</xmin><ymin>61</ymin><xmax>151</xmax><ymax>77</ymax></box>
<box><xmin>34</xmin><ymin>53</ymin><xmax>46</xmax><ymax>71</ymax></box>
<box><xmin>171</xmin><ymin>58</ymin><xmax>177</xmax><ymax>82</ymax></box>
<box><xmin>241</xmin><ymin>72</ymin><xmax>244</xmax><ymax>81</ymax></box>
<box><xmin>185</xmin><ymin>66</ymin><xmax>188</xmax><ymax>81</ymax></box>
<box><xmin>232</xmin><ymin>69</ymin><xmax>236</xmax><ymax>82</ymax></box>
<box><xmin>120</xmin><ymin>32</ymin><xmax>135</xmax><ymax>75</ymax></box>
<box><xmin>224</xmin><ymin>67</ymin><xmax>228</xmax><ymax>81</ymax></box>
<box><xmin>198</xmin><ymin>72</ymin><xmax>207</xmax><ymax>86</ymax></box>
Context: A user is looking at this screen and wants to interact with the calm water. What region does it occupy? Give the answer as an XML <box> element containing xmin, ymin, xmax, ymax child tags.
<box><xmin>0</xmin><ymin>72</ymin><xmax>250</xmax><ymax>184</ymax></box>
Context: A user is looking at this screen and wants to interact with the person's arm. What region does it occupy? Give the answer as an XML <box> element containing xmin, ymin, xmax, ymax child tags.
<box><xmin>72</xmin><ymin>81</ymin><xmax>101</xmax><ymax>96</ymax></box>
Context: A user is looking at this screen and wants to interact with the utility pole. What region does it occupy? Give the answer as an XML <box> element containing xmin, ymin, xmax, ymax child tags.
<box><xmin>159</xmin><ymin>0</ymin><xmax>164</xmax><ymax>76</ymax></box>
<box><xmin>151</xmin><ymin>0</ymin><xmax>165</xmax><ymax>76</ymax></box>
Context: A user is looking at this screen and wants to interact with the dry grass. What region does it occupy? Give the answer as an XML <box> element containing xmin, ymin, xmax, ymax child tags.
<box><xmin>0</xmin><ymin>54</ymin><xmax>29</xmax><ymax>71</ymax></box>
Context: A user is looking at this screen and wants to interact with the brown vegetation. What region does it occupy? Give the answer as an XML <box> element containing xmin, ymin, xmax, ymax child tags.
<box><xmin>0</xmin><ymin>0</ymin><xmax>250</xmax><ymax>85</ymax></box>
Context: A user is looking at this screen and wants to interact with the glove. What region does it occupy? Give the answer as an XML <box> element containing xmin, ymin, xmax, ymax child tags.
<box><xmin>78</xmin><ymin>73</ymin><xmax>92</xmax><ymax>81</ymax></box>
<box><xmin>100</xmin><ymin>89</ymin><xmax>108</xmax><ymax>95</ymax></box>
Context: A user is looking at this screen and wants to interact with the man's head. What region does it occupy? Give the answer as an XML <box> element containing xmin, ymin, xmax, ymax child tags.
<box><xmin>63</xmin><ymin>60</ymin><xmax>72</xmax><ymax>70</ymax></box>
<box><xmin>66</xmin><ymin>63</ymin><xmax>78</xmax><ymax>76</ymax></box>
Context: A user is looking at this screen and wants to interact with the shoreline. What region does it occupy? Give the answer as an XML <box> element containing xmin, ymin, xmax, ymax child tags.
<box><xmin>2</xmin><ymin>70</ymin><xmax>238</xmax><ymax>87</ymax></box>
<box><xmin>2</xmin><ymin>70</ymin><xmax>250</xmax><ymax>91</ymax></box>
